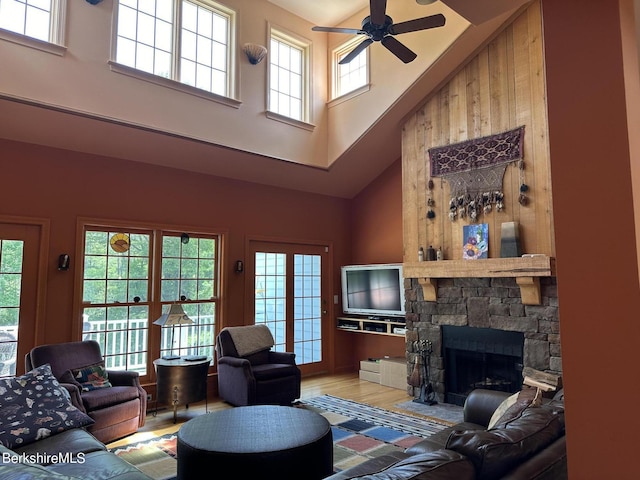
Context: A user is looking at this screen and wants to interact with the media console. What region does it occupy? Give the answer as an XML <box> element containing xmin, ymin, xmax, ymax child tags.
<box><xmin>336</xmin><ymin>316</ymin><xmax>406</xmax><ymax>337</ymax></box>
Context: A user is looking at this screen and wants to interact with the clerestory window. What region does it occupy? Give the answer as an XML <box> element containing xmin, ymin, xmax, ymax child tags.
<box><xmin>115</xmin><ymin>0</ymin><xmax>234</xmax><ymax>97</ymax></box>
<box><xmin>333</xmin><ymin>38</ymin><xmax>369</xmax><ymax>99</ymax></box>
<box><xmin>268</xmin><ymin>27</ymin><xmax>310</xmax><ymax>123</ymax></box>
<box><xmin>0</xmin><ymin>0</ymin><xmax>65</xmax><ymax>46</ymax></box>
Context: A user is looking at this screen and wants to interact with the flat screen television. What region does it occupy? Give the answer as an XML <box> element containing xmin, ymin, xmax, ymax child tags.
<box><xmin>341</xmin><ymin>264</ymin><xmax>406</xmax><ymax>318</ymax></box>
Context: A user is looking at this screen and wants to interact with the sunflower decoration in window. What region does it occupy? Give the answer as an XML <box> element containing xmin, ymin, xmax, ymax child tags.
<box><xmin>109</xmin><ymin>233</ymin><xmax>131</xmax><ymax>253</ymax></box>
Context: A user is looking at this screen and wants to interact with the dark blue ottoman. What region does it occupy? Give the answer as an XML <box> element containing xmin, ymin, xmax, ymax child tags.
<box><xmin>177</xmin><ymin>405</ymin><xmax>333</xmax><ymax>479</ymax></box>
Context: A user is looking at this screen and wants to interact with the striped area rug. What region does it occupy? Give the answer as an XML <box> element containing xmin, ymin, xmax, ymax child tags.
<box><xmin>301</xmin><ymin>394</ymin><xmax>450</xmax><ymax>472</ymax></box>
<box><xmin>110</xmin><ymin>395</ymin><xmax>453</xmax><ymax>478</ymax></box>
<box><xmin>110</xmin><ymin>433</ymin><xmax>177</xmax><ymax>480</ymax></box>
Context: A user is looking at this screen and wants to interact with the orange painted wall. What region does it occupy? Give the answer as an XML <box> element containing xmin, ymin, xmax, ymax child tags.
<box><xmin>350</xmin><ymin>160</ymin><xmax>404</xmax><ymax>265</ymax></box>
<box><xmin>0</xmin><ymin>139</ymin><xmax>353</xmax><ymax>368</ymax></box>
<box><xmin>335</xmin><ymin>159</ymin><xmax>406</xmax><ymax>370</ymax></box>
<box><xmin>542</xmin><ymin>0</ymin><xmax>640</xmax><ymax>477</ymax></box>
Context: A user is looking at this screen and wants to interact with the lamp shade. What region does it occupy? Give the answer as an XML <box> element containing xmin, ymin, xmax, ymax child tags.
<box><xmin>154</xmin><ymin>304</ymin><xmax>194</xmax><ymax>326</ymax></box>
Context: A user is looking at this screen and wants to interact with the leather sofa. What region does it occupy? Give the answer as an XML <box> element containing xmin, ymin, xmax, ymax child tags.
<box><xmin>0</xmin><ymin>428</ymin><xmax>153</xmax><ymax>479</ymax></box>
<box><xmin>326</xmin><ymin>388</ymin><xmax>566</xmax><ymax>480</ymax></box>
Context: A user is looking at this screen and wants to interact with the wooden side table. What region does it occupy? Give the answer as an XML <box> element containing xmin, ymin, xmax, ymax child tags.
<box><xmin>153</xmin><ymin>357</ymin><xmax>211</xmax><ymax>423</ymax></box>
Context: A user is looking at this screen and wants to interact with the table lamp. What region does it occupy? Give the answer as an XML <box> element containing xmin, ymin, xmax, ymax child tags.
<box><xmin>154</xmin><ymin>304</ymin><xmax>194</xmax><ymax>360</ymax></box>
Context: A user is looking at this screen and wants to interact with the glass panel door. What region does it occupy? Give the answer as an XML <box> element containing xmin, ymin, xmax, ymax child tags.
<box><xmin>0</xmin><ymin>222</ymin><xmax>43</xmax><ymax>377</ymax></box>
<box><xmin>250</xmin><ymin>241</ymin><xmax>330</xmax><ymax>376</ymax></box>
<box><xmin>293</xmin><ymin>253</ymin><xmax>322</xmax><ymax>364</ymax></box>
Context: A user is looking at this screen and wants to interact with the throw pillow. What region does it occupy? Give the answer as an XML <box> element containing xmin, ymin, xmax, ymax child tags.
<box><xmin>0</xmin><ymin>364</ymin><xmax>94</xmax><ymax>449</ymax></box>
<box><xmin>71</xmin><ymin>363</ymin><xmax>112</xmax><ymax>392</ymax></box>
<box><xmin>487</xmin><ymin>392</ymin><xmax>519</xmax><ymax>429</ymax></box>
<box><xmin>489</xmin><ymin>387</ymin><xmax>542</xmax><ymax>429</ymax></box>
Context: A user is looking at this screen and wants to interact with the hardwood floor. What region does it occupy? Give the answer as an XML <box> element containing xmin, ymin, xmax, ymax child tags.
<box><xmin>107</xmin><ymin>372</ymin><xmax>415</xmax><ymax>449</ymax></box>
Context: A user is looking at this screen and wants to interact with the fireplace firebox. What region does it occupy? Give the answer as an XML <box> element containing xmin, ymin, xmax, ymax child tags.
<box><xmin>442</xmin><ymin>326</ymin><xmax>524</xmax><ymax>406</ymax></box>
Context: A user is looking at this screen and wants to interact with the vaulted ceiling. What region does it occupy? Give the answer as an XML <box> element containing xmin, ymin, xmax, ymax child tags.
<box><xmin>0</xmin><ymin>1</ymin><xmax>531</xmax><ymax>198</ymax></box>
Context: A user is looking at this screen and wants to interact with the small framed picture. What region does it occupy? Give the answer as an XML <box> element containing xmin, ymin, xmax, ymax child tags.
<box><xmin>462</xmin><ymin>224</ymin><xmax>489</xmax><ymax>260</ymax></box>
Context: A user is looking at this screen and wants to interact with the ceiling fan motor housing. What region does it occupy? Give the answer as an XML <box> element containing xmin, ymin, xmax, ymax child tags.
<box><xmin>361</xmin><ymin>15</ymin><xmax>394</xmax><ymax>41</ymax></box>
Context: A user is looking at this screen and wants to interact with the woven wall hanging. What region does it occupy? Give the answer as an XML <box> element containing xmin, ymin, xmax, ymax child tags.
<box><xmin>428</xmin><ymin>126</ymin><xmax>526</xmax><ymax>221</ymax></box>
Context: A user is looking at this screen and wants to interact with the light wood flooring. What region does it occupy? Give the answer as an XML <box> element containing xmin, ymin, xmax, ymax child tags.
<box><xmin>107</xmin><ymin>372</ymin><xmax>415</xmax><ymax>449</ymax></box>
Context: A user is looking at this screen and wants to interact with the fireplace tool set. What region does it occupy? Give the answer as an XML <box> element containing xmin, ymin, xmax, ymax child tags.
<box><xmin>410</xmin><ymin>339</ymin><xmax>437</xmax><ymax>405</ymax></box>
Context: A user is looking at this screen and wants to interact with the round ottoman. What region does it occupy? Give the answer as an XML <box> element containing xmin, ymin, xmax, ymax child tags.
<box><xmin>177</xmin><ymin>405</ymin><xmax>333</xmax><ymax>479</ymax></box>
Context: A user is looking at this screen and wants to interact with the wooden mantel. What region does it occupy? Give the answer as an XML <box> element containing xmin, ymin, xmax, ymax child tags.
<box><xmin>403</xmin><ymin>256</ymin><xmax>555</xmax><ymax>305</ymax></box>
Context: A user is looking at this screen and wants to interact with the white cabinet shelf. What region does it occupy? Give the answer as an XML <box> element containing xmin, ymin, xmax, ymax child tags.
<box><xmin>336</xmin><ymin>316</ymin><xmax>406</xmax><ymax>337</ymax></box>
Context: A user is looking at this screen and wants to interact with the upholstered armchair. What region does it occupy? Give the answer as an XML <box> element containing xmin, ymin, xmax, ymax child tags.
<box><xmin>216</xmin><ymin>324</ymin><xmax>301</xmax><ymax>407</ymax></box>
<box><xmin>25</xmin><ymin>340</ymin><xmax>147</xmax><ymax>444</ymax></box>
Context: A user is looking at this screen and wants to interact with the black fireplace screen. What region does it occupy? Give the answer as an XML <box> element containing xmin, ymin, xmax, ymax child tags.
<box><xmin>442</xmin><ymin>326</ymin><xmax>524</xmax><ymax>406</ymax></box>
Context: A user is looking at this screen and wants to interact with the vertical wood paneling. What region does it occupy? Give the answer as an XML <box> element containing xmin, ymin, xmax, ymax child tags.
<box><xmin>512</xmin><ymin>11</ymin><xmax>537</xmax><ymax>253</ymax></box>
<box><xmin>402</xmin><ymin>1</ymin><xmax>553</xmax><ymax>261</ymax></box>
<box><xmin>402</xmin><ymin>116</ymin><xmax>420</xmax><ymax>262</ymax></box>
<box><xmin>415</xmin><ymin>108</ymin><xmax>428</xmax><ymax>255</ymax></box>
<box><xmin>527</xmin><ymin>5</ymin><xmax>555</xmax><ymax>255</ymax></box>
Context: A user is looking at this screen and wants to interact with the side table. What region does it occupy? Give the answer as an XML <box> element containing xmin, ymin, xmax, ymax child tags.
<box><xmin>153</xmin><ymin>357</ymin><xmax>210</xmax><ymax>423</ymax></box>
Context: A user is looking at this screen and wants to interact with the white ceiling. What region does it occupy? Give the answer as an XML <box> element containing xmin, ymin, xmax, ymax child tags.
<box><xmin>268</xmin><ymin>0</ymin><xmax>368</xmax><ymax>26</ymax></box>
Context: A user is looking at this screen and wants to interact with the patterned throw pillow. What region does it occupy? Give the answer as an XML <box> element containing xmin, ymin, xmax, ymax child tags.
<box><xmin>0</xmin><ymin>364</ymin><xmax>94</xmax><ymax>449</ymax></box>
<box><xmin>71</xmin><ymin>363</ymin><xmax>112</xmax><ymax>392</ymax></box>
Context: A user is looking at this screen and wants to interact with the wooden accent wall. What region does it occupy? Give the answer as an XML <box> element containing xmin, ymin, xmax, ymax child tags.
<box><xmin>402</xmin><ymin>1</ymin><xmax>554</xmax><ymax>263</ymax></box>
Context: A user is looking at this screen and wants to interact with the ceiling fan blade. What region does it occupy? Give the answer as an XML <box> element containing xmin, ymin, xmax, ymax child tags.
<box><xmin>339</xmin><ymin>38</ymin><xmax>374</xmax><ymax>65</ymax></box>
<box><xmin>312</xmin><ymin>26</ymin><xmax>364</xmax><ymax>35</ymax></box>
<box><xmin>381</xmin><ymin>36</ymin><xmax>417</xmax><ymax>64</ymax></box>
<box><xmin>370</xmin><ymin>0</ymin><xmax>387</xmax><ymax>26</ymax></box>
<box><xmin>389</xmin><ymin>13</ymin><xmax>446</xmax><ymax>35</ymax></box>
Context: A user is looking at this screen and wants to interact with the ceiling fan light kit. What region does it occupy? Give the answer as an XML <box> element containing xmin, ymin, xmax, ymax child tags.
<box><xmin>312</xmin><ymin>0</ymin><xmax>446</xmax><ymax>64</ymax></box>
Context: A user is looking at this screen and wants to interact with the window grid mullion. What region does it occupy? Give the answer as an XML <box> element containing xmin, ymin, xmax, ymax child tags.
<box><xmin>173</xmin><ymin>0</ymin><xmax>182</xmax><ymax>84</ymax></box>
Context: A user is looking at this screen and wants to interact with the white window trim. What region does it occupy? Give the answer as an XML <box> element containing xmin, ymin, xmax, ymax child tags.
<box><xmin>109</xmin><ymin>60</ymin><xmax>242</xmax><ymax>108</ymax></box>
<box><xmin>110</xmin><ymin>0</ymin><xmax>239</xmax><ymax>102</ymax></box>
<box><xmin>265</xmin><ymin>110</ymin><xmax>315</xmax><ymax>131</ymax></box>
<box><xmin>266</xmin><ymin>23</ymin><xmax>313</xmax><ymax>127</ymax></box>
<box><xmin>0</xmin><ymin>0</ymin><xmax>67</xmax><ymax>55</ymax></box>
<box><xmin>328</xmin><ymin>83</ymin><xmax>370</xmax><ymax>108</ymax></box>
<box><xmin>330</xmin><ymin>36</ymin><xmax>370</xmax><ymax>104</ymax></box>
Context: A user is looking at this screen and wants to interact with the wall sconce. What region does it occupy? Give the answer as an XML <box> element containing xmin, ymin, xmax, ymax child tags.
<box><xmin>416</xmin><ymin>0</ymin><xmax>437</xmax><ymax>4</ymax></box>
<box><xmin>58</xmin><ymin>254</ymin><xmax>70</xmax><ymax>271</ymax></box>
<box><xmin>234</xmin><ymin>260</ymin><xmax>244</xmax><ymax>273</ymax></box>
<box><xmin>85</xmin><ymin>0</ymin><xmax>104</xmax><ymax>4</ymax></box>
<box><xmin>243</xmin><ymin>43</ymin><xmax>268</xmax><ymax>65</ymax></box>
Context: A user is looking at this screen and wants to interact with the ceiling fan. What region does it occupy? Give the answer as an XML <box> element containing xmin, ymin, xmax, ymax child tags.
<box><xmin>312</xmin><ymin>0</ymin><xmax>446</xmax><ymax>65</ymax></box>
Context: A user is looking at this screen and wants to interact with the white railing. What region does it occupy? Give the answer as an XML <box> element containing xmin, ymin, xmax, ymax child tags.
<box><xmin>84</xmin><ymin>318</ymin><xmax>216</xmax><ymax>373</ymax></box>
<box><xmin>83</xmin><ymin>319</ymin><xmax>148</xmax><ymax>373</ymax></box>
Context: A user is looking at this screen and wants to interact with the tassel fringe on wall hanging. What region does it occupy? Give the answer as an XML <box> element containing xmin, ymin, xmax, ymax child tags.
<box><xmin>428</xmin><ymin>126</ymin><xmax>526</xmax><ymax>221</ymax></box>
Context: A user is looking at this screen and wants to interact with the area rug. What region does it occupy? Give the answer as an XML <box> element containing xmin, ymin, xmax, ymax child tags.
<box><xmin>301</xmin><ymin>394</ymin><xmax>451</xmax><ymax>472</ymax></box>
<box><xmin>394</xmin><ymin>399</ymin><xmax>464</xmax><ymax>425</ymax></box>
<box><xmin>110</xmin><ymin>395</ymin><xmax>454</xmax><ymax>478</ymax></box>
<box><xmin>110</xmin><ymin>433</ymin><xmax>178</xmax><ymax>480</ymax></box>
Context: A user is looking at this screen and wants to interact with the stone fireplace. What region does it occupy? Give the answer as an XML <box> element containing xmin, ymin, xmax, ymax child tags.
<box><xmin>404</xmin><ymin>276</ymin><xmax>561</xmax><ymax>405</ymax></box>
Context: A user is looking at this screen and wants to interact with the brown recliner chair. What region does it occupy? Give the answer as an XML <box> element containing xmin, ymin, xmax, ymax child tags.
<box><xmin>216</xmin><ymin>324</ymin><xmax>301</xmax><ymax>406</ymax></box>
<box><xmin>26</xmin><ymin>340</ymin><xmax>147</xmax><ymax>444</ymax></box>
